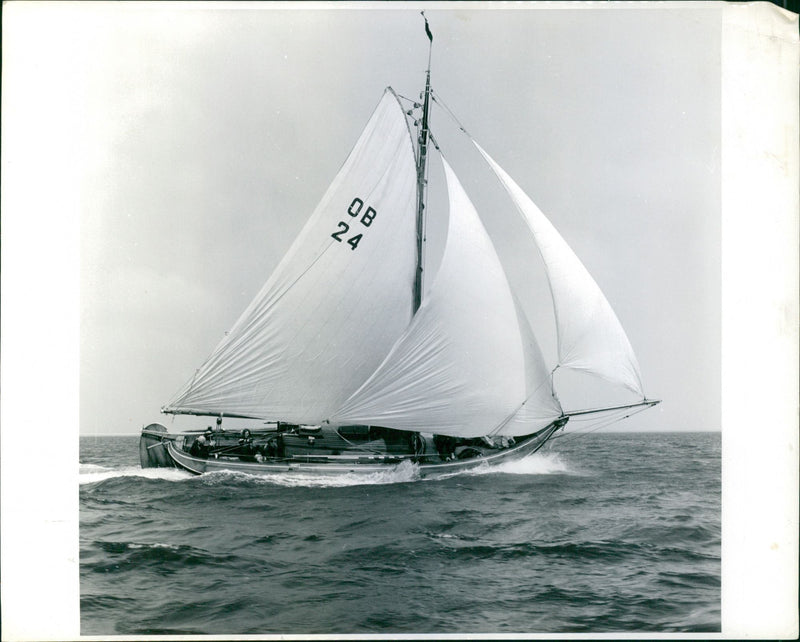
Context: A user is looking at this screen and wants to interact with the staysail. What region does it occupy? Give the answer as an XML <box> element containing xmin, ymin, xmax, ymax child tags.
<box><xmin>330</xmin><ymin>155</ymin><xmax>562</xmax><ymax>437</ymax></box>
<box><xmin>164</xmin><ymin>89</ymin><xmax>419</xmax><ymax>421</ymax></box>
<box><xmin>497</xmin><ymin>295</ymin><xmax>567</xmax><ymax>435</ymax></box>
<box><xmin>473</xmin><ymin>142</ymin><xmax>645</xmax><ymax>397</ymax></box>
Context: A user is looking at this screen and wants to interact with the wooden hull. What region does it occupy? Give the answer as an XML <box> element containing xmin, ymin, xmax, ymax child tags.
<box><xmin>140</xmin><ymin>419</ymin><xmax>568</xmax><ymax>478</ymax></box>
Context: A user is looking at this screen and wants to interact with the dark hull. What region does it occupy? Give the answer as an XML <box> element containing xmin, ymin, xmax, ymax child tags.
<box><xmin>140</xmin><ymin>419</ymin><xmax>568</xmax><ymax>478</ymax></box>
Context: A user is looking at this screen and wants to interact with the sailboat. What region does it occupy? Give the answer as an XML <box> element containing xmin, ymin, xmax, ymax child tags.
<box><xmin>140</xmin><ymin>17</ymin><xmax>659</xmax><ymax>477</ymax></box>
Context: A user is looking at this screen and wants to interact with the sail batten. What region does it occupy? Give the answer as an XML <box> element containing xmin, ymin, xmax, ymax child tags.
<box><xmin>472</xmin><ymin>141</ymin><xmax>645</xmax><ymax>398</ymax></box>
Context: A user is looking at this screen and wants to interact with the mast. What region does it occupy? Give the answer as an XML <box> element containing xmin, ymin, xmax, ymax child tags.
<box><xmin>413</xmin><ymin>12</ymin><xmax>433</xmax><ymax>313</ymax></box>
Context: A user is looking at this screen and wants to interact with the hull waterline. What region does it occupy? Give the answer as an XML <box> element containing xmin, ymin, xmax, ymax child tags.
<box><xmin>140</xmin><ymin>420</ymin><xmax>567</xmax><ymax>478</ymax></box>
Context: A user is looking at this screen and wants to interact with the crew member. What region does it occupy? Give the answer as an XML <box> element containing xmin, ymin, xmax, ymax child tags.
<box><xmin>190</xmin><ymin>435</ymin><xmax>209</xmax><ymax>458</ymax></box>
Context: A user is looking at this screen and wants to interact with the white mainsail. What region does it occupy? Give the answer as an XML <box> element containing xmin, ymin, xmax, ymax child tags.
<box><xmin>473</xmin><ymin>141</ymin><xmax>645</xmax><ymax>398</ymax></box>
<box><xmin>330</xmin><ymin>155</ymin><xmax>562</xmax><ymax>437</ymax></box>
<box><xmin>164</xmin><ymin>89</ymin><xmax>419</xmax><ymax>421</ymax></box>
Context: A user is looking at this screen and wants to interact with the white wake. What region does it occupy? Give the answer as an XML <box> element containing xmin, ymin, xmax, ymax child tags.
<box><xmin>79</xmin><ymin>452</ymin><xmax>573</xmax><ymax>488</ymax></box>
<box><xmin>79</xmin><ymin>464</ymin><xmax>192</xmax><ymax>485</ymax></box>
<box><xmin>198</xmin><ymin>459</ymin><xmax>422</xmax><ymax>488</ymax></box>
<box><xmin>469</xmin><ymin>451</ymin><xmax>572</xmax><ymax>476</ymax></box>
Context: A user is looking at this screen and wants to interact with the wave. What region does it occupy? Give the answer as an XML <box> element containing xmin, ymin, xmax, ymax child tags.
<box><xmin>80</xmin><ymin>463</ymin><xmax>112</xmax><ymax>472</ymax></box>
<box><xmin>426</xmin><ymin>451</ymin><xmax>574</xmax><ymax>480</ymax></box>
<box><xmin>332</xmin><ymin>536</ymin><xmax>678</xmax><ymax>569</ymax></box>
<box><xmin>79</xmin><ymin>464</ymin><xmax>192</xmax><ymax>485</ymax></box>
<box><xmin>467</xmin><ymin>451</ymin><xmax>573</xmax><ymax>476</ymax></box>
<box><xmin>80</xmin><ymin>452</ymin><xmax>573</xmax><ymax>489</ymax></box>
<box><xmin>429</xmin><ymin>539</ymin><xmax>641</xmax><ymax>562</ymax></box>
<box><xmin>196</xmin><ymin>459</ymin><xmax>422</xmax><ymax>488</ymax></box>
<box><xmin>84</xmin><ymin>540</ymin><xmax>242</xmax><ymax>575</ymax></box>
<box><xmin>197</xmin><ymin>452</ymin><xmax>574</xmax><ymax>486</ymax></box>
<box><xmin>419</xmin><ymin>532</ymin><xmax>719</xmax><ymax>567</ymax></box>
<box><xmin>189</xmin><ymin>451</ymin><xmax>573</xmax><ymax>487</ymax></box>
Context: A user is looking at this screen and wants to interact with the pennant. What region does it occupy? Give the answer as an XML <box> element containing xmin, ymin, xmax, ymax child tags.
<box><xmin>422</xmin><ymin>12</ymin><xmax>433</xmax><ymax>42</ymax></box>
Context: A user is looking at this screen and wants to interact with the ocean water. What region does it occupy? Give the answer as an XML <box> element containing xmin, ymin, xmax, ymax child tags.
<box><xmin>80</xmin><ymin>431</ymin><xmax>720</xmax><ymax>635</ymax></box>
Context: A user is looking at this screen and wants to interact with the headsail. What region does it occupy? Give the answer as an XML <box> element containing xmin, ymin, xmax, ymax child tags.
<box><xmin>164</xmin><ymin>89</ymin><xmax>419</xmax><ymax>421</ymax></box>
<box><xmin>330</xmin><ymin>154</ymin><xmax>562</xmax><ymax>437</ymax></box>
<box><xmin>473</xmin><ymin>141</ymin><xmax>645</xmax><ymax>397</ymax></box>
<box><xmin>498</xmin><ymin>296</ymin><xmax>567</xmax><ymax>436</ymax></box>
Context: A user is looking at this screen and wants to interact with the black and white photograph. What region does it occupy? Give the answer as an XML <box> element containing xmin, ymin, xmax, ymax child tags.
<box><xmin>1</xmin><ymin>1</ymin><xmax>797</xmax><ymax>639</ymax></box>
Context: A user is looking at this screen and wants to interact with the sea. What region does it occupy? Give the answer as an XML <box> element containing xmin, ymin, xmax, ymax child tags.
<box><xmin>79</xmin><ymin>431</ymin><xmax>720</xmax><ymax>636</ymax></box>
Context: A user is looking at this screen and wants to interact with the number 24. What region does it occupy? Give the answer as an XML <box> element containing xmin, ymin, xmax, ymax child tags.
<box><xmin>331</xmin><ymin>222</ymin><xmax>362</xmax><ymax>250</ymax></box>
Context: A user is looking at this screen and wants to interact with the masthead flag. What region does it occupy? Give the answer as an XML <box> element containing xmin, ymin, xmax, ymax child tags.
<box><xmin>422</xmin><ymin>12</ymin><xmax>433</xmax><ymax>42</ymax></box>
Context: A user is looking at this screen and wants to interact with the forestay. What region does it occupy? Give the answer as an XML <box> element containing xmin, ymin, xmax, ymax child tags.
<box><xmin>330</xmin><ymin>155</ymin><xmax>562</xmax><ymax>437</ymax></box>
<box><xmin>164</xmin><ymin>89</ymin><xmax>419</xmax><ymax>421</ymax></box>
<box><xmin>473</xmin><ymin>142</ymin><xmax>645</xmax><ymax>397</ymax></box>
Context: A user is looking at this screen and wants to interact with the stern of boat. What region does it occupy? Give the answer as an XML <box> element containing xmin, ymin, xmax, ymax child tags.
<box><xmin>139</xmin><ymin>423</ymin><xmax>176</xmax><ymax>468</ymax></box>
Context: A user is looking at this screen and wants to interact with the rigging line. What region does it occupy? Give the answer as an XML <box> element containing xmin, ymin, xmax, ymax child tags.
<box><xmin>431</xmin><ymin>90</ymin><xmax>472</xmax><ymax>137</ymax></box>
<box><xmin>577</xmin><ymin>406</ymin><xmax>640</xmax><ymax>426</ymax></box>
<box><xmin>550</xmin><ymin>405</ymin><xmax>651</xmax><ymax>443</ymax></box>
<box><xmin>568</xmin><ymin>406</ymin><xmax>649</xmax><ymax>423</ymax></box>
<box><xmin>486</xmin><ymin>374</ymin><xmax>559</xmax><ymax>437</ymax></box>
<box><xmin>574</xmin><ymin>409</ymin><xmax>642</xmax><ymax>437</ymax></box>
<box><xmin>563</xmin><ymin>399</ymin><xmax>659</xmax><ymax>418</ymax></box>
<box><xmin>567</xmin><ymin>407</ymin><xmax>637</xmax><ymax>423</ymax></box>
<box><xmin>397</xmin><ymin>93</ymin><xmax>420</xmax><ymax>105</ymax></box>
<box><xmin>560</xmin><ymin>407</ymin><xmax>633</xmax><ymax>432</ymax></box>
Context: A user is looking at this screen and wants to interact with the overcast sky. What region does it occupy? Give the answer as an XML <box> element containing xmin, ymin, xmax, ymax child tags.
<box><xmin>11</xmin><ymin>3</ymin><xmax>723</xmax><ymax>435</ymax></box>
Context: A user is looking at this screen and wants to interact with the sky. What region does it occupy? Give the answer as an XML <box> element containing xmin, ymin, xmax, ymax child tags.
<box><xmin>28</xmin><ymin>2</ymin><xmax>724</xmax><ymax>436</ymax></box>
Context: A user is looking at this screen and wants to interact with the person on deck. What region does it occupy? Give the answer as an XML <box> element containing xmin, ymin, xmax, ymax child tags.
<box><xmin>190</xmin><ymin>435</ymin><xmax>209</xmax><ymax>458</ymax></box>
<box><xmin>238</xmin><ymin>429</ymin><xmax>256</xmax><ymax>461</ymax></box>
